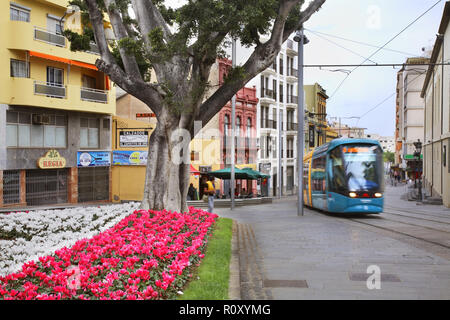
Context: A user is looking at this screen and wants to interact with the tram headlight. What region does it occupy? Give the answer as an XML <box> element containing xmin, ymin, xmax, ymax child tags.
<box><xmin>374</xmin><ymin>193</ymin><xmax>383</xmax><ymax>198</ymax></box>
<box><xmin>349</xmin><ymin>192</ymin><xmax>357</xmax><ymax>198</ymax></box>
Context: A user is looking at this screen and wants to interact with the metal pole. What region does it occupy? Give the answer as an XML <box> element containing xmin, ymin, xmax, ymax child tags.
<box><xmin>339</xmin><ymin>117</ymin><xmax>341</xmax><ymax>137</ymax></box>
<box><xmin>278</xmin><ymin>107</ymin><xmax>282</xmax><ymax>199</ymax></box>
<box><xmin>230</xmin><ymin>38</ymin><xmax>236</xmax><ymax>210</ymax></box>
<box><xmin>296</xmin><ymin>28</ymin><xmax>305</xmax><ymax>216</ymax></box>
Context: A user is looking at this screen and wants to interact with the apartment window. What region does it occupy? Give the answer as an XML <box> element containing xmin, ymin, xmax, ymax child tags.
<box><xmin>279</xmin><ymin>55</ymin><xmax>284</xmax><ymax>75</ymax></box>
<box><xmin>47</xmin><ymin>66</ymin><xmax>64</xmax><ymax>86</ymax></box>
<box><xmin>82</xmin><ymin>75</ymin><xmax>97</xmax><ymax>89</ymax></box>
<box><xmin>6</xmin><ymin>111</ymin><xmax>67</xmax><ymax>148</ymax></box>
<box><xmin>279</xmin><ymin>83</ymin><xmax>284</xmax><ymax>103</ymax></box>
<box><xmin>80</xmin><ymin>118</ymin><xmax>100</xmax><ymax>148</ymax></box>
<box><xmin>47</xmin><ymin>15</ymin><xmax>64</xmax><ymax>35</ymax></box>
<box><xmin>10</xmin><ymin>59</ymin><xmax>29</xmax><ymax>78</ymax></box>
<box><xmin>10</xmin><ymin>3</ymin><xmax>30</xmax><ymax>22</ymax></box>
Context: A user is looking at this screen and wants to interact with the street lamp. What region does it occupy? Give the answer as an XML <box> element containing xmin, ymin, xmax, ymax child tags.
<box><xmin>413</xmin><ymin>139</ymin><xmax>423</xmax><ymax>202</ymax></box>
<box><xmin>294</xmin><ymin>27</ymin><xmax>308</xmax><ymax>217</ymax></box>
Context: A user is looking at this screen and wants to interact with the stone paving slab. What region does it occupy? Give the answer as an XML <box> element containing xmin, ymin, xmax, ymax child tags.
<box><xmin>215</xmin><ymin>189</ymin><xmax>450</xmax><ymax>300</ymax></box>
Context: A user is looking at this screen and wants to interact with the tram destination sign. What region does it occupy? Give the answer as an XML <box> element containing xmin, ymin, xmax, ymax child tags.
<box><xmin>119</xmin><ymin>130</ymin><xmax>149</xmax><ymax>147</ymax></box>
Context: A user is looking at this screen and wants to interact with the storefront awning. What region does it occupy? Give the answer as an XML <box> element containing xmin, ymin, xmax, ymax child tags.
<box><xmin>28</xmin><ymin>51</ymin><xmax>98</xmax><ymax>71</ymax></box>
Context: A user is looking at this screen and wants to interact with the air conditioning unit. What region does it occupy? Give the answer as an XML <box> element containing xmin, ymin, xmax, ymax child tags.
<box><xmin>32</xmin><ymin>114</ymin><xmax>50</xmax><ymax>125</ymax></box>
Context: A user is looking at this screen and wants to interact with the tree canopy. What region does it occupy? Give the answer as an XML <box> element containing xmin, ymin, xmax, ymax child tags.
<box><xmin>67</xmin><ymin>0</ymin><xmax>326</xmax><ymax>212</ymax></box>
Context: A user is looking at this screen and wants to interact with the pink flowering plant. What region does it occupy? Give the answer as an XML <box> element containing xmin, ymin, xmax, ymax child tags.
<box><xmin>0</xmin><ymin>207</ymin><xmax>218</xmax><ymax>300</ymax></box>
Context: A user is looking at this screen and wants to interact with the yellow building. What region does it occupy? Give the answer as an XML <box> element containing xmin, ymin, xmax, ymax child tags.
<box><xmin>0</xmin><ymin>0</ymin><xmax>116</xmax><ymax>208</ymax></box>
<box><xmin>304</xmin><ymin>83</ymin><xmax>329</xmax><ymax>151</ymax></box>
<box><xmin>115</xmin><ymin>89</ymin><xmax>223</xmax><ymax>202</ymax></box>
<box><xmin>110</xmin><ymin>116</ymin><xmax>154</xmax><ymax>203</ymax></box>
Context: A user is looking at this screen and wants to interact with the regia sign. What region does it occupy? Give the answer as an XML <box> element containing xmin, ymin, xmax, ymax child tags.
<box><xmin>37</xmin><ymin>150</ymin><xmax>66</xmax><ymax>169</ymax></box>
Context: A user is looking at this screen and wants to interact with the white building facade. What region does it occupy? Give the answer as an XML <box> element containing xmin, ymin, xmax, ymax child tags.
<box><xmin>422</xmin><ymin>2</ymin><xmax>450</xmax><ymax>207</ymax></box>
<box><xmin>395</xmin><ymin>57</ymin><xmax>429</xmax><ymax>176</ymax></box>
<box><xmin>365</xmin><ymin>133</ymin><xmax>395</xmax><ymax>153</ymax></box>
<box><xmin>247</xmin><ymin>37</ymin><xmax>299</xmax><ymax>196</ymax></box>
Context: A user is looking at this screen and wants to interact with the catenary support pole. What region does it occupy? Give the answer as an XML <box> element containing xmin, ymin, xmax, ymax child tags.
<box><xmin>296</xmin><ymin>28</ymin><xmax>306</xmax><ymax>217</ymax></box>
<box><xmin>230</xmin><ymin>38</ymin><xmax>236</xmax><ymax>210</ymax></box>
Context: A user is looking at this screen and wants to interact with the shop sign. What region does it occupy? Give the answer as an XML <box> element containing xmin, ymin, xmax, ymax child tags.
<box><xmin>259</xmin><ymin>163</ymin><xmax>271</xmax><ymax>174</ymax></box>
<box><xmin>38</xmin><ymin>150</ymin><xmax>66</xmax><ymax>169</ymax></box>
<box><xmin>77</xmin><ymin>151</ymin><xmax>111</xmax><ymax>167</ymax></box>
<box><xmin>404</xmin><ymin>154</ymin><xmax>423</xmax><ymax>160</ymax></box>
<box><xmin>199</xmin><ymin>166</ymin><xmax>211</xmax><ymax>173</ymax></box>
<box><xmin>112</xmin><ymin>151</ymin><xmax>148</xmax><ymax>166</ymax></box>
<box><xmin>119</xmin><ymin>131</ymin><xmax>149</xmax><ymax>147</ymax></box>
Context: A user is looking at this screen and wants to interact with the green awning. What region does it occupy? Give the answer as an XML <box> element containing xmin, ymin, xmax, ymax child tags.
<box><xmin>240</xmin><ymin>167</ymin><xmax>270</xmax><ymax>179</ymax></box>
<box><xmin>208</xmin><ymin>167</ymin><xmax>252</xmax><ymax>180</ymax></box>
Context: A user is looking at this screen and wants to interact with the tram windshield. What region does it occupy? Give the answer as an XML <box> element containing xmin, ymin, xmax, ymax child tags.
<box><xmin>339</xmin><ymin>144</ymin><xmax>384</xmax><ymax>192</ymax></box>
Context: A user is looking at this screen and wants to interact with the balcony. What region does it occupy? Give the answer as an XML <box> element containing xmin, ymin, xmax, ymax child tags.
<box><xmin>261</xmin><ymin>88</ymin><xmax>276</xmax><ymax>100</ymax></box>
<box><xmin>7</xmin><ymin>78</ymin><xmax>114</xmax><ymax>114</ymax></box>
<box><xmin>286</xmin><ymin>95</ymin><xmax>298</xmax><ymax>105</ymax></box>
<box><xmin>286</xmin><ymin>122</ymin><xmax>298</xmax><ymax>131</ymax></box>
<box><xmin>287</xmin><ymin>68</ymin><xmax>298</xmax><ymax>79</ymax></box>
<box><xmin>34</xmin><ymin>81</ymin><xmax>66</xmax><ymax>98</ymax></box>
<box><xmin>286</xmin><ymin>39</ymin><xmax>297</xmax><ymax>55</ymax></box>
<box><xmin>81</xmin><ymin>87</ymin><xmax>108</xmax><ymax>103</ymax></box>
<box><xmin>34</xmin><ymin>26</ymin><xmax>66</xmax><ymax>47</ymax></box>
<box><xmin>261</xmin><ymin>119</ymin><xmax>277</xmax><ymax>130</ymax></box>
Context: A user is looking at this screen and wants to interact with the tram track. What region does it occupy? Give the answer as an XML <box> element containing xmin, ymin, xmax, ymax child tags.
<box><xmin>309</xmin><ymin>209</ymin><xmax>450</xmax><ymax>252</ymax></box>
<box><xmin>345</xmin><ymin>216</ymin><xmax>450</xmax><ymax>251</ymax></box>
<box><xmin>382</xmin><ymin>210</ymin><xmax>450</xmax><ymax>226</ymax></box>
<box><xmin>384</xmin><ymin>205</ymin><xmax>450</xmax><ymax>221</ymax></box>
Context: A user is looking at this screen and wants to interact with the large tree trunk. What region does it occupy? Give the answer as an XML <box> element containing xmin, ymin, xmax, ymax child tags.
<box><xmin>140</xmin><ymin>108</ymin><xmax>192</xmax><ymax>213</ymax></box>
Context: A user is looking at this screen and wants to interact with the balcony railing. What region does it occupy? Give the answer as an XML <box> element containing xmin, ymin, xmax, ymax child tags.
<box><xmin>288</xmin><ymin>68</ymin><xmax>298</xmax><ymax>77</ymax></box>
<box><xmin>261</xmin><ymin>119</ymin><xmax>277</xmax><ymax>129</ymax></box>
<box><xmin>286</xmin><ymin>122</ymin><xmax>298</xmax><ymax>131</ymax></box>
<box><xmin>34</xmin><ymin>26</ymin><xmax>66</xmax><ymax>47</ymax></box>
<box><xmin>86</xmin><ymin>42</ymin><xmax>100</xmax><ymax>55</ymax></box>
<box><xmin>34</xmin><ymin>81</ymin><xmax>66</xmax><ymax>98</ymax></box>
<box><xmin>261</xmin><ymin>88</ymin><xmax>275</xmax><ymax>99</ymax></box>
<box><xmin>81</xmin><ymin>87</ymin><xmax>108</xmax><ymax>103</ymax></box>
<box><xmin>287</xmin><ymin>95</ymin><xmax>298</xmax><ymax>104</ymax></box>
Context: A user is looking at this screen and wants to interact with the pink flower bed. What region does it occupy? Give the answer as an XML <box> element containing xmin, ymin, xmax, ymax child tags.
<box><xmin>0</xmin><ymin>208</ymin><xmax>218</xmax><ymax>300</ymax></box>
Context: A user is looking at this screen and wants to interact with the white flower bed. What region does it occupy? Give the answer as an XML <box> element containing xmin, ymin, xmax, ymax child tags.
<box><xmin>0</xmin><ymin>202</ymin><xmax>139</xmax><ymax>277</ymax></box>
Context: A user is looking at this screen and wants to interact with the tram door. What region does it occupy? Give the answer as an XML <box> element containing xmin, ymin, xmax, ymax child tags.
<box><xmin>311</xmin><ymin>155</ymin><xmax>327</xmax><ymax>210</ymax></box>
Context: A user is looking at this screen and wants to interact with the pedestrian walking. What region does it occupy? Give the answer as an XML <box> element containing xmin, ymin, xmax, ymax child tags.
<box><xmin>203</xmin><ymin>176</ymin><xmax>216</xmax><ymax>213</ymax></box>
<box><xmin>187</xmin><ymin>183</ymin><xmax>196</xmax><ymax>201</ymax></box>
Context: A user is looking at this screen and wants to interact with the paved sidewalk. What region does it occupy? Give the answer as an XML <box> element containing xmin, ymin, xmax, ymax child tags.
<box><xmin>215</xmin><ymin>195</ymin><xmax>450</xmax><ymax>300</ymax></box>
<box><xmin>384</xmin><ymin>183</ymin><xmax>450</xmax><ymax>215</ymax></box>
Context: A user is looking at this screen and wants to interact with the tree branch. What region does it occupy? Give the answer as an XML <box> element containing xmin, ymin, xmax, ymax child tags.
<box><xmin>198</xmin><ymin>0</ymin><xmax>325</xmax><ymax>127</ymax></box>
<box><xmin>103</xmin><ymin>0</ymin><xmax>143</xmax><ymax>80</ymax></box>
<box><xmin>283</xmin><ymin>0</ymin><xmax>326</xmax><ymax>41</ymax></box>
<box><xmin>84</xmin><ymin>0</ymin><xmax>163</xmax><ymax>114</ymax></box>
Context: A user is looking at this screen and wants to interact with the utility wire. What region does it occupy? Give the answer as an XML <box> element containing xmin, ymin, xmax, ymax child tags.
<box><xmin>307</xmin><ymin>30</ymin><xmax>378</xmax><ymax>64</ymax></box>
<box><xmin>358</xmin><ymin>70</ymin><xmax>427</xmax><ymax>121</ymax></box>
<box><xmin>304</xmin><ymin>28</ymin><xmax>418</xmax><ymax>57</ymax></box>
<box><xmin>326</xmin><ymin>0</ymin><xmax>443</xmax><ymax>100</ymax></box>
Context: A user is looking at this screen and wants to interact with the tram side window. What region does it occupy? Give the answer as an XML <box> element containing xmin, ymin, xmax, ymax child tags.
<box><xmin>303</xmin><ymin>161</ymin><xmax>309</xmax><ymax>194</ymax></box>
<box><xmin>329</xmin><ymin>148</ymin><xmax>346</xmax><ymax>192</ymax></box>
<box><xmin>311</xmin><ymin>156</ymin><xmax>326</xmax><ymax>193</ymax></box>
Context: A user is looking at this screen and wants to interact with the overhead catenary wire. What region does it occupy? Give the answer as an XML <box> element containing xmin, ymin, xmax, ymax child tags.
<box><xmin>358</xmin><ymin>70</ymin><xmax>427</xmax><ymax>121</ymax></box>
<box><xmin>324</xmin><ymin>0</ymin><xmax>443</xmax><ymax>100</ymax></box>
<box><xmin>304</xmin><ymin>28</ymin><xmax>419</xmax><ymax>57</ymax></box>
<box><xmin>306</xmin><ymin>30</ymin><xmax>378</xmax><ymax>64</ymax></box>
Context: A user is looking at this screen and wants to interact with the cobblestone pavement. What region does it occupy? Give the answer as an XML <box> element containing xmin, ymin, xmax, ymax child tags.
<box><xmin>215</xmin><ymin>185</ymin><xmax>450</xmax><ymax>299</ymax></box>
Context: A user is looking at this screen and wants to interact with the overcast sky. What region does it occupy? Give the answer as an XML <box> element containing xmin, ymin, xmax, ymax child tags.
<box><xmin>164</xmin><ymin>0</ymin><xmax>444</xmax><ymax>137</ymax></box>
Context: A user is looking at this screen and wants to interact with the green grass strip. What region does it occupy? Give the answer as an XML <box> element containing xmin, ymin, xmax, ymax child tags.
<box><xmin>178</xmin><ymin>217</ymin><xmax>233</xmax><ymax>300</ymax></box>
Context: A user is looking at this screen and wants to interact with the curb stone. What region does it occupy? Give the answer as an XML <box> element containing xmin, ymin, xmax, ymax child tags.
<box><xmin>228</xmin><ymin>220</ymin><xmax>241</xmax><ymax>300</ymax></box>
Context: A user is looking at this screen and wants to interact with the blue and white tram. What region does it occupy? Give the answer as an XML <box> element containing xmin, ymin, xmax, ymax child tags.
<box><xmin>303</xmin><ymin>138</ymin><xmax>385</xmax><ymax>213</ymax></box>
